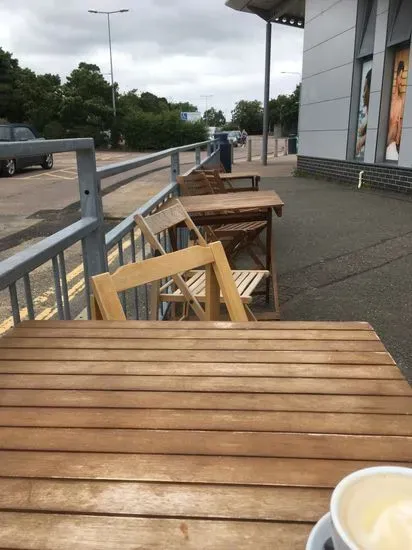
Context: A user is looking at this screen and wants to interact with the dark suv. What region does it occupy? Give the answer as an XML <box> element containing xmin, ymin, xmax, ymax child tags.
<box><xmin>0</xmin><ymin>124</ymin><xmax>54</xmax><ymax>177</ymax></box>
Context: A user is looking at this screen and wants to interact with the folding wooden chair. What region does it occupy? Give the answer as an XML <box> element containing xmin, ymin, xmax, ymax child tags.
<box><xmin>178</xmin><ymin>172</ymin><xmax>268</xmax><ymax>270</ymax></box>
<box><xmin>91</xmin><ymin>241</ymin><xmax>248</xmax><ymax>322</ymax></box>
<box><xmin>134</xmin><ymin>201</ymin><xmax>269</xmax><ymax>320</ymax></box>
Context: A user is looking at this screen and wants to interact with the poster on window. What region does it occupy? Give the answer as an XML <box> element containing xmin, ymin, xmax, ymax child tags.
<box><xmin>386</xmin><ymin>48</ymin><xmax>410</xmax><ymax>161</ymax></box>
<box><xmin>355</xmin><ymin>60</ymin><xmax>373</xmax><ymax>160</ymax></box>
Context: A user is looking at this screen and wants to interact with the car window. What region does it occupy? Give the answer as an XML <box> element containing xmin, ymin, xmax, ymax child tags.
<box><xmin>0</xmin><ymin>126</ymin><xmax>11</xmax><ymax>141</ymax></box>
<box><xmin>14</xmin><ymin>126</ymin><xmax>36</xmax><ymax>141</ymax></box>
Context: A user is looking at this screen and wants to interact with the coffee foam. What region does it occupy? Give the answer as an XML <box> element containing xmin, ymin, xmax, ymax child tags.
<box><xmin>339</xmin><ymin>473</ymin><xmax>412</xmax><ymax>550</ymax></box>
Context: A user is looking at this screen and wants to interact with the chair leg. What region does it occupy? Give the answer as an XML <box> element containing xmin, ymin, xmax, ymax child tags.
<box><xmin>150</xmin><ymin>281</ymin><xmax>160</xmax><ymax>320</ymax></box>
<box><xmin>245</xmin><ymin>304</ymin><xmax>257</xmax><ymax>321</ymax></box>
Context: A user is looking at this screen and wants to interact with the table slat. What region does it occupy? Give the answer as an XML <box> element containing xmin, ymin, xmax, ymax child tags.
<box><xmin>0</xmin><ymin>451</ymin><xmax>407</xmax><ymax>487</ymax></box>
<box><xmin>0</xmin><ymin>512</ymin><xmax>311</xmax><ymax>550</ymax></box>
<box><xmin>0</xmin><ymin>374</ymin><xmax>408</xmax><ymax>394</ymax></box>
<box><xmin>1</xmin><ymin>408</ymin><xmax>411</xmax><ymax>435</ymax></box>
<box><xmin>1</xmin><ymin>390</ymin><xmax>410</xmax><ymax>413</ymax></box>
<box><xmin>0</xmin><ymin>479</ymin><xmax>330</xmax><ymax>522</ymax></box>
<box><xmin>0</xmin><ymin>348</ymin><xmax>395</xmax><ymax>364</ymax></box>
<box><xmin>1</xmin><ymin>427</ymin><xmax>411</xmax><ymax>460</ymax></box>
<box><xmin>0</xmin><ymin>361</ymin><xmax>402</xmax><ymax>379</ymax></box>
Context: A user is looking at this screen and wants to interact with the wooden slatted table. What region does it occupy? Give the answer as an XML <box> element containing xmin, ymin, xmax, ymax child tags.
<box><xmin>0</xmin><ymin>320</ymin><xmax>411</xmax><ymax>549</ymax></box>
<box><xmin>180</xmin><ymin>190</ymin><xmax>284</xmax><ymax>307</ymax></box>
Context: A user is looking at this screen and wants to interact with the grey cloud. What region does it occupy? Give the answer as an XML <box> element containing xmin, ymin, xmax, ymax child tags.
<box><xmin>0</xmin><ymin>0</ymin><xmax>303</xmax><ymax>115</ymax></box>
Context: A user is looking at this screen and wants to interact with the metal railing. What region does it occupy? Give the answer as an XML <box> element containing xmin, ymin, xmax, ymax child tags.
<box><xmin>0</xmin><ymin>137</ymin><xmax>220</xmax><ymax>329</ymax></box>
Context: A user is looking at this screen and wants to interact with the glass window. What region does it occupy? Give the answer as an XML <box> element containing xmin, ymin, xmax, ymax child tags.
<box><xmin>0</xmin><ymin>126</ymin><xmax>11</xmax><ymax>141</ymax></box>
<box><xmin>385</xmin><ymin>47</ymin><xmax>410</xmax><ymax>162</ymax></box>
<box><xmin>358</xmin><ymin>0</ymin><xmax>377</xmax><ymax>58</ymax></box>
<box><xmin>387</xmin><ymin>0</ymin><xmax>412</xmax><ymax>47</ymax></box>
<box><xmin>14</xmin><ymin>126</ymin><xmax>36</xmax><ymax>141</ymax></box>
<box><xmin>355</xmin><ymin>60</ymin><xmax>373</xmax><ymax>160</ymax></box>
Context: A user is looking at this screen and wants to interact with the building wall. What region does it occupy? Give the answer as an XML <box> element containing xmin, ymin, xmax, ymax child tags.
<box><xmin>299</xmin><ymin>0</ymin><xmax>412</xmax><ymax>192</ymax></box>
<box><xmin>299</xmin><ymin>0</ymin><xmax>358</xmax><ymax>159</ymax></box>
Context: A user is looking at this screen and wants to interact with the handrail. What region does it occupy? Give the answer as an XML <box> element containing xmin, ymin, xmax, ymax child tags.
<box><xmin>0</xmin><ymin>218</ymin><xmax>98</xmax><ymax>291</ymax></box>
<box><xmin>0</xmin><ymin>136</ymin><xmax>221</xmax><ymax>327</ymax></box>
<box><xmin>0</xmin><ymin>138</ymin><xmax>94</xmax><ymax>158</ymax></box>
<box><xmin>97</xmin><ymin>140</ymin><xmax>211</xmax><ymax>180</ymax></box>
<box><xmin>105</xmin><ymin>183</ymin><xmax>177</xmax><ymax>250</ymax></box>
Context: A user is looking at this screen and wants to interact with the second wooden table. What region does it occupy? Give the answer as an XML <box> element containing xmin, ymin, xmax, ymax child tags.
<box><xmin>180</xmin><ymin>190</ymin><xmax>284</xmax><ymax>312</ymax></box>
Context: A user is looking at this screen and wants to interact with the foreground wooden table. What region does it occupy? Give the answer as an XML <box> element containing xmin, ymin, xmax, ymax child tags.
<box><xmin>0</xmin><ymin>320</ymin><xmax>411</xmax><ymax>549</ymax></box>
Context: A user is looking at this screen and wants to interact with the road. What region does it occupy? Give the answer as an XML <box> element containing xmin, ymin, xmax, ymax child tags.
<box><xmin>0</xmin><ymin>139</ymin><xmax>275</xmax><ymax>332</ymax></box>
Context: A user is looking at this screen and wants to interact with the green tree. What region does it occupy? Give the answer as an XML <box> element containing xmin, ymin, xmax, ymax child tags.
<box><xmin>231</xmin><ymin>100</ymin><xmax>263</xmax><ymax>134</ymax></box>
<box><xmin>203</xmin><ymin>107</ymin><xmax>226</xmax><ymax>127</ymax></box>
<box><xmin>170</xmin><ymin>101</ymin><xmax>198</xmax><ymax>113</ymax></box>
<box><xmin>118</xmin><ymin>90</ymin><xmax>169</xmax><ymax>116</ymax></box>
<box><xmin>269</xmin><ymin>84</ymin><xmax>300</xmax><ymax>135</ymax></box>
<box><xmin>0</xmin><ymin>48</ymin><xmax>26</xmax><ymax>122</ymax></box>
<box><xmin>61</xmin><ymin>63</ymin><xmax>113</xmax><ymax>145</ymax></box>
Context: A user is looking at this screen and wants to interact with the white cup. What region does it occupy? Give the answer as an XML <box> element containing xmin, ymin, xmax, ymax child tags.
<box><xmin>306</xmin><ymin>466</ymin><xmax>412</xmax><ymax>550</ymax></box>
<box><xmin>331</xmin><ymin>466</ymin><xmax>412</xmax><ymax>550</ymax></box>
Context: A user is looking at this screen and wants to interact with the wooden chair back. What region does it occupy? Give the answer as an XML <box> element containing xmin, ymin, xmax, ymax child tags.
<box><xmin>177</xmin><ymin>172</ymin><xmax>216</xmax><ymax>196</ymax></box>
<box><xmin>135</xmin><ymin>201</ymin><xmax>210</xmax><ymax>319</ymax></box>
<box><xmin>135</xmin><ymin>200</ymin><xmax>207</xmax><ymax>249</ymax></box>
<box><xmin>91</xmin><ymin>242</ymin><xmax>248</xmax><ymax>322</ymax></box>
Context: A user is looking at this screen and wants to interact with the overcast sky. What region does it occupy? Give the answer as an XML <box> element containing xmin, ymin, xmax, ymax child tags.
<box><xmin>0</xmin><ymin>0</ymin><xmax>303</xmax><ymax>118</ymax></box>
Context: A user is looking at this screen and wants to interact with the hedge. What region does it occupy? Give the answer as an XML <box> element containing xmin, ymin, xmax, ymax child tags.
<box><xmin>123</xmin><ymin>111</ymin><xmax>208</xmax><ymax>151</ymax></box>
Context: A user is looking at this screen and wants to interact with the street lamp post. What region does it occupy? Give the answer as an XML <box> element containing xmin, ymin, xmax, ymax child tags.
<box><xmin>88</xmin><ymin>9</ymin><xmax>129</xmax><ymax>118</ymax></box>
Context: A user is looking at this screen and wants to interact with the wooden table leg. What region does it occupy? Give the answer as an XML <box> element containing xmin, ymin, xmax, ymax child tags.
<box><xmin>266</xmin><ymin>208</ymin><xmax>280</xmax><ymax>315</ymax></box>
<box><xmin>266</xmin><ymin>209</ymin><xmax>272</xmax><ymax>304</ymax></box>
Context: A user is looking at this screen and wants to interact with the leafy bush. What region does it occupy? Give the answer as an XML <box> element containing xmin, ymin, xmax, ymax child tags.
<box><xmin>42</xmin><ymin>121</ymin><xmax>65</xmax><ymax>139</ymax></box>
<box><xmin>123</xmin><ymin>111</ymin><xmax>207</xmax><ymax>151</ymax></box>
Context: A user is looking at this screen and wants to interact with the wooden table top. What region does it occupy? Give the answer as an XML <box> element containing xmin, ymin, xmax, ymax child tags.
<box><xmin>0</xmin><ymin>320</ymin><xmax>411</xmax><ymax>549</ymax></box>
<box><xmin>220</xmin><ymin>172</ymin><xmax>259</xmax><ymax>179</ymax></box>
<box><xmin>180</xmin><ymin>190</ymin><xmax>284</xmax><ymax>216</ymax></box>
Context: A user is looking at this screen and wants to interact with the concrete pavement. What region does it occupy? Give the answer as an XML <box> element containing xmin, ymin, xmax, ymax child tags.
<box><xmin>244</xmin><ymin>159</ymin><xmax>412</xmax><ymax>381</ymax></box>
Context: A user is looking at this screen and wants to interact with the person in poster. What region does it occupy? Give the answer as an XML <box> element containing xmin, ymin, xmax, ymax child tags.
<box><xmin>356</xmin><ymin>63</ymin><xmax>372</xmax><ymax>159</ymax></box>
<box><xmin>386</xmin><ymin>49</ymin><xmax>409</xmax><ymax>161</ymax></box>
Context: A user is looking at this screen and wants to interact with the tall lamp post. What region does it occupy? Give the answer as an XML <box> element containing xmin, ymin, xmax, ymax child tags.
<box><xmin>88</xmin><ymin>9</ymin><xmax>129</xmax><ymax>118</ymax></box>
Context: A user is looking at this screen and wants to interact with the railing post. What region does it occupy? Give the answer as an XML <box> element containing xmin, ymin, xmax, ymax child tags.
<box><xmin>274</xmin><ymin>139</ymin><xmax>279</xmax><ymax>158</ymax></box>
<box><xmin>231</xmin><ymin>143</ymin><xmax>234</xmax><ymax>166</ymax></box>
<box><xmin>76</xmin><ymin>146</ymin><xmax>108</xmax><ymax>278</ymax></box>
<box><xmin>195</xmin><ymin>146</ymin><xmax>201</xmax><ymax>166</ymax></box>
<box><xmin>170</xmin><ymin>151</ymin><xmax>180</xmax><ymax>183</ymax></box>
<box><xmin>247</xmin><ymin>138</ymin><xmax>252</xmax><ymax>162</ymax></box>
<box><xmin>207</xmin><ymin>141</ymin><xmax>213</xmax><ymax>157</ymax></box>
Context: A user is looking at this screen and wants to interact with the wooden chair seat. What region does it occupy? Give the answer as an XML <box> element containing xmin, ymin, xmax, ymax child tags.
<box><xmin>216</xmin><ymin>220</ymin><xmax>267</xmax><ymax>233</ymax></box>
<box><xmin>134</xmin><ymin>201</ymin><xmax>268</xmax><ymax>320</ymax></box>
<box><xmin>160</xmin><ymin>269</ymin><xmax>269</xmax><ymax>304</ymax></box>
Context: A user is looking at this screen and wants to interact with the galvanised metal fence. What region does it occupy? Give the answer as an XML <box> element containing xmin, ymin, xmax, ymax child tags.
<box><xmin>0</xmin><ymin>138</ymin><xmax>220</xmax><ymax>329</ymax></box>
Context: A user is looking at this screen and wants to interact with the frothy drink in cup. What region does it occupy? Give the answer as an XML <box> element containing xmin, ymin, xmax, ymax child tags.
<box><xmin>331</xmin><ymin>468</ymin><xmax>412</xmax><ymax>550</ymax></box>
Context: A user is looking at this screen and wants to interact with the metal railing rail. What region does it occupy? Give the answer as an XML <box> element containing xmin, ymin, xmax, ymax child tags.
<box><xmin>0</xmin><ymin>137</ymin><xmax>220</xmax><ymax>328</ymax></box>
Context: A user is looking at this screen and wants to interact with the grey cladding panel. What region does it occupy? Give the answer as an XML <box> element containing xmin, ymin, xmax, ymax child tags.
<box><xmin>300</xmin><ymin>98</ymin><xmax>351</xmax><ymax>131</ymax></box>
<box><xmin>302</xmin><ymin>27</ymin><xmax>356</xmax><ymax>78</ymax></box>
<box><xmin>304</xmin><ymin>0</ymin><xmax>358</xmax><ymax>51</ymax></box>
<box><xmin>301</xmin><ymin>63</ymin><xmax>354</xmax><ymax>105</ymax></box>
<box><xmin>299</xmin><ymin>130</ymin><xmax>349</xmax><ymax>159</ymax></box>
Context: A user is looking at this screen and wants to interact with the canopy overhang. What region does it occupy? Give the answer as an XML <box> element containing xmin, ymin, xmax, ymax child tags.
<box><xmin>225</xmin><ymin>0</ymin><xmax>305</xmax><ymax>28</ymax></box>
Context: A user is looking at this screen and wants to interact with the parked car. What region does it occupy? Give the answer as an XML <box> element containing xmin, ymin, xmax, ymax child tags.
<box><xmin>0</xmin><ymin>124</ymin><xmax>54</xmax><ymax>177</ymax></box>
<box><xmin>227</xmin><ymin>130</ymin><xmax>242</xmax><ymax>147</ymax></box>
